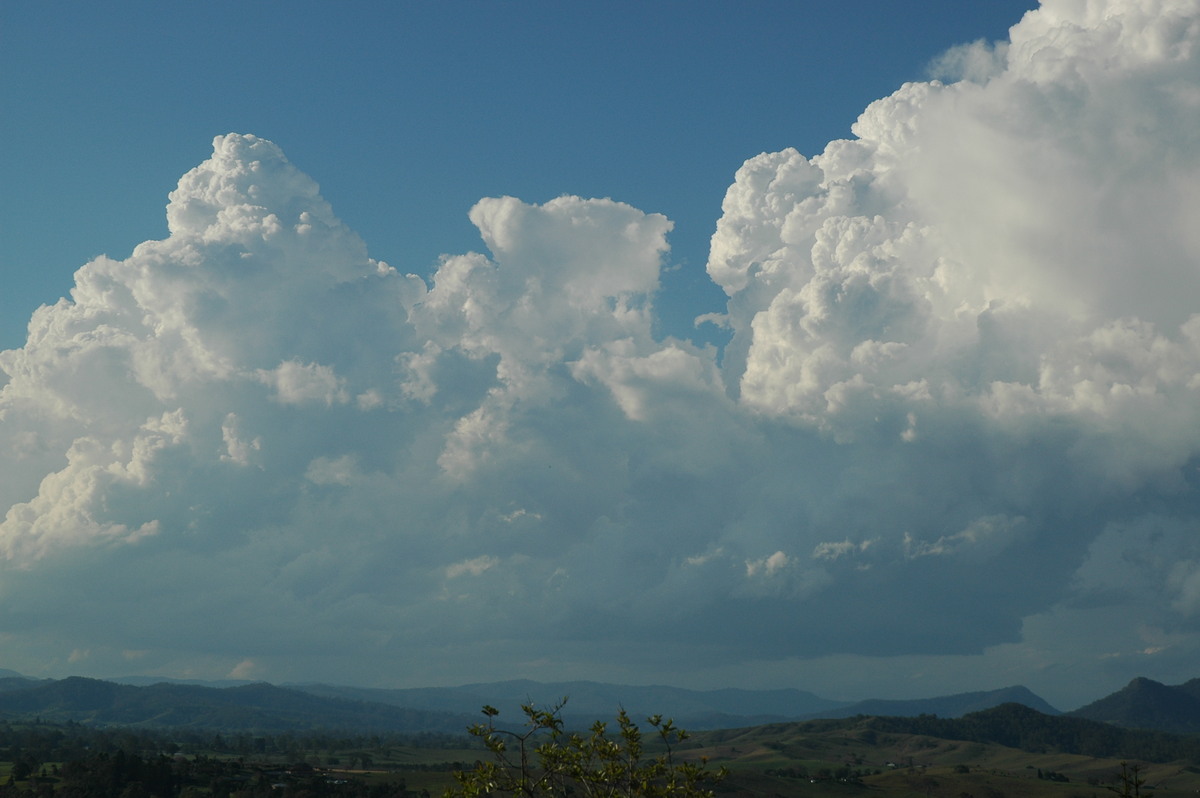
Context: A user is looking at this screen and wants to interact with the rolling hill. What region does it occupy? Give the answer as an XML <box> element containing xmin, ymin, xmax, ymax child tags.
<box><xmin>0</xmin><ymin>676</ymin><xmax>477</xmax><ymax>732</ymax></box>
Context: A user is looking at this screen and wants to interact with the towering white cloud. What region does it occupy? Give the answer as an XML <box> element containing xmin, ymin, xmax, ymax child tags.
<box><xmin>3</xmin><ymin>0</ymin><xmax>1200</xmax><ymax>708</ymax></box>
<box><xmin>700</xmin><ymin>0</ymin><xmax>1200</xmax><ymax>703</ymax></box>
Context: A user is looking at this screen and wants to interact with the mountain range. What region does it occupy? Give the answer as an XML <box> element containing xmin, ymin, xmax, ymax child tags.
<box><xmin>291</xmin><ymin>679</ymin><xmax>845</xmax><ymax>729</ymax></box>
<box><xmin>1068</xmin><ymin>675</ymin><xmax>1200</xmax><ymax>733</ymax></box>
<box><xmin>800</xmin><ymin>684</ymin><xmax>1060</xmax><ymax>720</ymax></box>
<box><xmin>0</xmin><ymin>675</ymin><xmax>477</xmax><ymax>733</ymax></box>
<box><xmin>291</xmin><ymin>680</ymin><xmax>1075</xmax><ymax>729</ymax></box>
<box><xmin>0</xmin><ymin>669</ymin><xmax>1194</xmax><ymax>736</ymax></box>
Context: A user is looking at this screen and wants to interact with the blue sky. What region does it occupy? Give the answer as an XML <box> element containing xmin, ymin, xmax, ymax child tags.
<box><xmin>8</xmin><ymin>0</ymin><xmax>1200</xmax><ymax>713</ymax></box>
<box><xmin>1</xmin><ymin>1</ymin><xmax>1035</xmax><ymax>350</ymax></box>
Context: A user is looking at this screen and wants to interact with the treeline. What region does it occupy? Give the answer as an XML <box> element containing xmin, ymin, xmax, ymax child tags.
<box><xmin>3</xmin><ymin>751</ymin><xmax>411</xmax><ymax>798</ymax></box>
<box><xmin>864</xmin><ymin>703</ymin><xmax>1200</xmax><ymax>762</ymax></box>
<box><xmin>0</xmin><ymin>719</ymin><xmax>469</xmax><ymax>761</ymax></box>
<box><xmin>0</xmin><ymin>719</ymin><xmax>475</xmax><ymax>798</ymax></box>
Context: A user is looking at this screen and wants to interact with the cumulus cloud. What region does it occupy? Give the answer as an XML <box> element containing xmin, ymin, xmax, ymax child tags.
<box><xmin>445</xmin><ymin>555</ymin><xmax>500</xmax><ymax>580</ymax></box>
<box><xmin>3</xmin><ymin>1</ymin><xmax>1200</xmax><ymax>707</ymax></box>
<box><xmin>256</xmin><ymin>360</ymin><xmax>349</xmax><ymax>406</ymax></box>
<box><xmin>745</xmin><ymin>550</ymin><xmax>790</xmax><ymax>579</ymax></box>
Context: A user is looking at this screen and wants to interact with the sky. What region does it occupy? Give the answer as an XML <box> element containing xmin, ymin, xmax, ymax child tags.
<box><xmin>3</xmin><ymin>0</ymin><xmax>1200</xmax><ymax>712</ymax></box>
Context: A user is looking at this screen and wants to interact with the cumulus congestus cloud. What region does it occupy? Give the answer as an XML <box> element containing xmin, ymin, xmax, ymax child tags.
<box><xmin>3</xmin><ymin>0</ymin><xmax>1200</xmax><ymax>704</ymax></box>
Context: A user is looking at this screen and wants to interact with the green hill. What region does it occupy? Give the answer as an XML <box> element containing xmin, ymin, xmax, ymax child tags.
<box><xmin>691</xmin><ymin>705</ymin><xmax>1200</xmax><ymax>797</ymax></box>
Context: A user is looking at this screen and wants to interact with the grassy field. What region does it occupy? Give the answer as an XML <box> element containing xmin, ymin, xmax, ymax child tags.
<box><xmin>320</xmin><ymin>744</ymin><xmax>481</xmax><ymax>795</ymax></box>
<box><xmin>682</xmin><ymin>720</ymin><xmax>1200</xmax><ymax>797</ymax></box>
<box><xmin>268</xmin><ymin>720</ymin><xmax>1200</xmax><ymax>797</ymax></box>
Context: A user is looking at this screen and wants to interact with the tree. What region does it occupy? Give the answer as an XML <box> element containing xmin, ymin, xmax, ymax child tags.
<box><xmin>1108</xmin><ymin>761</ymin><xmax>1144</xmax><ymax>798</ymax></box>
<box><xmin>445</xmin><ymin>701</ymin><xmax>725</xmax><ymax>798</ymax></box>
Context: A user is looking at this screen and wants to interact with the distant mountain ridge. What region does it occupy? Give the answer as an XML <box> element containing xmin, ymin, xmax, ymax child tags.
<box><xmin>112</xmin><ymin>675</ymin><xmax>257</xmax><ymax>689</ymax></box>
<box><xmin>293</xmin><ymin>678</ymin><xmax>850</xmax><ymax>729</ymax></box>
<box><xmin>0</xmin><ymin>669</ymin><xmax>1066</xmax><ymax>733</ymax></box>
<box><xmin>0</xmin><ymin>676</ymin><xmax>477</xmax><ymax>733</ymax></box>
<box><xmin>803</xmin><ymin>684</ymin><xmax>1061</xmax><ymax>720</ymax></box>
<box><xmin>1069</xmin><ymin>676</ymin><xmax>1200</xmax><ymax>733</ymax></box>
